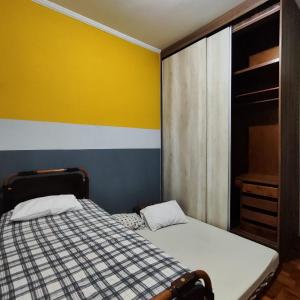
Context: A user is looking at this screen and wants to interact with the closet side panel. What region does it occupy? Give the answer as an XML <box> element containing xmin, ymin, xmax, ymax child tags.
<box><xmin>162</xmin><ymin>39</ymin><xmax>207</xmax><ymax>221</ymax></box>
<box><xmin>206</xmin><ymin>27</ymin><xmax>231</xmax><ymax>229</ymax></box>
<box><xmin>280</xmin><ymin>0</ymin><xmax>300</xmax><ymax>258</ymax></box>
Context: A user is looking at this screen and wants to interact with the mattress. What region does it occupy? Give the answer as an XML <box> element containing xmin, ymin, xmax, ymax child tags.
<box><xmin>0</xmin><ymin>200</ymin><xmax>189</xmax><ymax>300</ymax></box>
<box><xmin>137</xmin><ymin>216</ymin><xmax>279</xmax><ymax>300</ymax></box>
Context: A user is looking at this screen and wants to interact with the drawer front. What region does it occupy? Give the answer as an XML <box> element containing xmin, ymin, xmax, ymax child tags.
<box><xmin>241</xmin><ymin>195</ymin><xmax>278</xmax><ymax>213</ymax></box>
<box><xmin>240</xmin><ymin>220</ymin><xmax>277</xmax><ymax>243</ymax></box>
<box><xmin>241</xmin><ymin>208</ymin><xmax>278</xmax><ymax>228</ymax></box>
<box><xmin>242</xmin><ymin>183</ymin><xmax>278</xmax><ymax>198</ymax></box>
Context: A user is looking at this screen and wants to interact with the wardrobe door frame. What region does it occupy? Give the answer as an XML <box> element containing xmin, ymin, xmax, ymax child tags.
<box><xmin>279</xmin><ymin>0</ymin><xmax>300</xmax><ymax>258</ymax></box>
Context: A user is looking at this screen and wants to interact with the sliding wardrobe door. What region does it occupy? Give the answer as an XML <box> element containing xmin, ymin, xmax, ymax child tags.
<box><xmin>206</xmin><ymin>27</ymin><xmax>231</xmax><ymax>229</ymax></box>
<box><xmin>162</xmin><ymin>39</ymin><xmax>207</xmax><ymax>221</ymax></box>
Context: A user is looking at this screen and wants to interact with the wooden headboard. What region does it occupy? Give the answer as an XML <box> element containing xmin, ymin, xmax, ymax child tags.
<box><xmin>1</xmin><ymin>168</ymin><xmax>89</xmax><ymax>216</ymax></box>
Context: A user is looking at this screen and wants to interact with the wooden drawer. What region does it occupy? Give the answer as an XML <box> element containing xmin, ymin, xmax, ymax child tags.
<box><xmin>241</xmin><ymin>195</ymin><xmax>278</xmax><ymax>213</ymax></box>
<box><xmin>241</xmin><ymin>208</ymin><xmax>278</xmax><ymax>228</ymax></box>
<box><xmin>242</xmin><ymin>183</ymin><xmax>278</xmax><ymax>198</ymax></box>
<box><xmin>240</xmin><ymin>220</ymin><xmax>277</xmax><ymax>243</ymax></box>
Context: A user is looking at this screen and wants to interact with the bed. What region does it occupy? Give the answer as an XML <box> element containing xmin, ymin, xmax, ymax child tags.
<box><xmin>0</xmin><ymin>168</ymin><xmax>213</xmax><ymax>300</ymax></box>
<box><xmin>137</xmin><ymin>217</ymin><xmax>279</xmax><ymax>300</ymax></box>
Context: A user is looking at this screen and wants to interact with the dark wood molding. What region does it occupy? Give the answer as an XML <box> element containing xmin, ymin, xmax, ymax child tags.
<box><xmin>279</xmin><ymin>0</ymin><xmax>300</xmax><ymax>260</ymax></box>
<box><xmin>161</xmin><ymin>0</ymin><xmax>272</xmax><ymax>59</ymax></box>
<box><xmin>233</xmin><ymin>3</ymin><xmax>280</xmax><ymax>32</ymax></box>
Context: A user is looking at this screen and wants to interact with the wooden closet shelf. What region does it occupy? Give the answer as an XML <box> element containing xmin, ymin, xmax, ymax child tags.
<box><xmin>235</xmin><ymin>173</ymin><xmax>279</xmax><ymax>186</ymax></box>
<box><xmin>234</xmin><ymin>58</ymin><xmax>279</xmax><ymax>75</ymax></box>
<box><xmin>236</xmin><ymin>87</ymin><xmax>279</xmax><ymax>98</ymax></box>
<box><xmin>235</xmin><ymin>98</ymin><xmax>279</xmax><ymax>106</ymax></box>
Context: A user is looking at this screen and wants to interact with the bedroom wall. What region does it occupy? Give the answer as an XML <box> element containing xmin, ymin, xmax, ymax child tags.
<box><xmin>0</xmin><ymin>0</ymin><xmax>161</xmax><ymax>213</ymax></box>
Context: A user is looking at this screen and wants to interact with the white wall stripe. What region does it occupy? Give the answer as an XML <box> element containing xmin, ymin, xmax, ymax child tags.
<box><xmin>32</xmin><ymin>0</ymin><xmax>160</xmax><ymax>53</ymax></box>
<box><xmin>0</xmin><ymin>119</ymin><xmax>161</xmax><ymax>150</ymax></box>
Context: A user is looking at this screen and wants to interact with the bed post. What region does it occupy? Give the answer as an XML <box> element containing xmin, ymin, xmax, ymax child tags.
<box><xmin>152</xmin><ymin>270</ymin><xmax>214</xmax><ymax>300</ymax></box>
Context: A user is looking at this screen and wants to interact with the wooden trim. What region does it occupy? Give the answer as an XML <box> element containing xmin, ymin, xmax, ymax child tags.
<box><xmin>233</xmin><ymin>3</ymin><xmax>280</xmax><ymax>32</ymax></box>
<box><xmin>161</xmin><ymin>0</ymin><xmax>272</xmax><ymax>59</ymax></box>
<box><xmin>279</xmin><ymin>0</ymin><xmax>300</xmax><ymax>260</ymax></box>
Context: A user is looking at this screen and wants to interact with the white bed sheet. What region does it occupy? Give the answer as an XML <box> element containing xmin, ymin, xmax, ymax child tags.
<box><xmin>137</xmin><ymin>216</ymin><xmax>279</xmax><ymax>300</ymax></box>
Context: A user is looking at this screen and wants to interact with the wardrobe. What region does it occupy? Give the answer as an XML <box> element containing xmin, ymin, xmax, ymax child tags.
<box><xmin>162</xmin><ymin>0</ymin><xmax>300</xmax><ymax>259</ymax></box>
<box><xmin>163</xmin><ymin>28</ymin><xmax>231</xmax><ymax>229</ymax></box>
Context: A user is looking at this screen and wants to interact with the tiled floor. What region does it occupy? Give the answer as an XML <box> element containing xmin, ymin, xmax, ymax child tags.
<box><xmin>262</xmin><ymin>259</ymin><xmax>300</xmax><ymax>300</ymax></box>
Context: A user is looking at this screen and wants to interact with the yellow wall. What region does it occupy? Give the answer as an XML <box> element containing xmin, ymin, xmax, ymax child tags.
<box><xmin>0</xmin><ymin>0</ymin><xmax>160</xmax><ymax>129</ymax></box>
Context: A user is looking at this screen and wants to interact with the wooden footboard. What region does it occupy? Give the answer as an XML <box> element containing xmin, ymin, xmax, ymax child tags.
<box><xmin>152</xmin><ymin>270</ymin><xmax>214</xmax><ymax>300</ymax></box>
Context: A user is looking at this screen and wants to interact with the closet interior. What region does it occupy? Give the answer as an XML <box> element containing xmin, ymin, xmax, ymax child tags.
<box><xmin>230</xmin><ymin>4</ymin><xmax>280</xmax><ymax>249</ymax></box>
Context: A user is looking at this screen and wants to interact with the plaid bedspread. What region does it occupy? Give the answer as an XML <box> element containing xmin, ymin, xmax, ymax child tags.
<box><xmin>0</xmin><ymin>199</ymin><xmax>189</xmax><ymax>300</ymax></box>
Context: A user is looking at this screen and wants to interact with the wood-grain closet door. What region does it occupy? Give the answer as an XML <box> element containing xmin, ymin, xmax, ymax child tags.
<box><xmin>206</xmin><ymin>27</ymin><xmax>232</xmax><ymax>229</ymax></box>
<box><xmin>162</xmin><ymin>39</ymin><xmax>207</xmax><ymax>221</ymax></box>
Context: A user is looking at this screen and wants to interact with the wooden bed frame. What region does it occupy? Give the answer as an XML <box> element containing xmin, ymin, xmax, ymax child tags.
<box><xmin>1</xmin><ymin>168</ymin><xmax>89</xmax><ymax>216</ymax></box>
<box><xmin>153</xmin><ymin>270</ymin><xmax>213</xmax><ymax>300</ymax></box>
<box><xmin>0</xmin><ymin>168</ymin><xmax>214</xmax><ymax>300</ymax></box>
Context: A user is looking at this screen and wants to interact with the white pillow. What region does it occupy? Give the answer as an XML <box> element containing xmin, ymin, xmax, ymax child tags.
<box><xmin>112</xmin><ymin>213</ymin><xmax>146</xmax><ymax>230</ymax></box>
<box><xmin>11</xmin><ymin>194</ymin><xmax>82</xmax><ymax>221</ymax></box>
<box><xmin>140</xmin><ymin>200</ymin><xmax>187</xmax><ymax>231</ymax></box>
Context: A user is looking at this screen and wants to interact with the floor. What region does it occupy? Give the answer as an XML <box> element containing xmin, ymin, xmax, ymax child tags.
<box><xmin>261</xmin><ymin>258</ymin><xmax>300</xmax><ymax>300</ymax></box>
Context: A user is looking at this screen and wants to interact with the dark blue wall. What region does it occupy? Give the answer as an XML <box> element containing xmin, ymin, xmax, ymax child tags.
<box><xmin>0</xmin><ymin>149</ymin><xmax>160</xmax><ymax>213</ymax></box>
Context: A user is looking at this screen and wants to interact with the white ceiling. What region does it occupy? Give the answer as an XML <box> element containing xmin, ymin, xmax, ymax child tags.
<box><xmin>49</xmin><ymin>0</ymin><xmax>245</xmax><ymax>49</ymax></box>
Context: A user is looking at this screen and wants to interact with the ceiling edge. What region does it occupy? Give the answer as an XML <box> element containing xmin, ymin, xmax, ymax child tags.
<box><xmin>32</xmin><ymin>0</ymin><xmax>161</xmax><ymax>53</ymax></box>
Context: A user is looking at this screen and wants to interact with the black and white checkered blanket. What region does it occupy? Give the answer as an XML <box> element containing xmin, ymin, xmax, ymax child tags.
<box><xmin>0</xmin><ymin>199</ymin><xmax>189</xmax><ymax>300</ymax></box>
